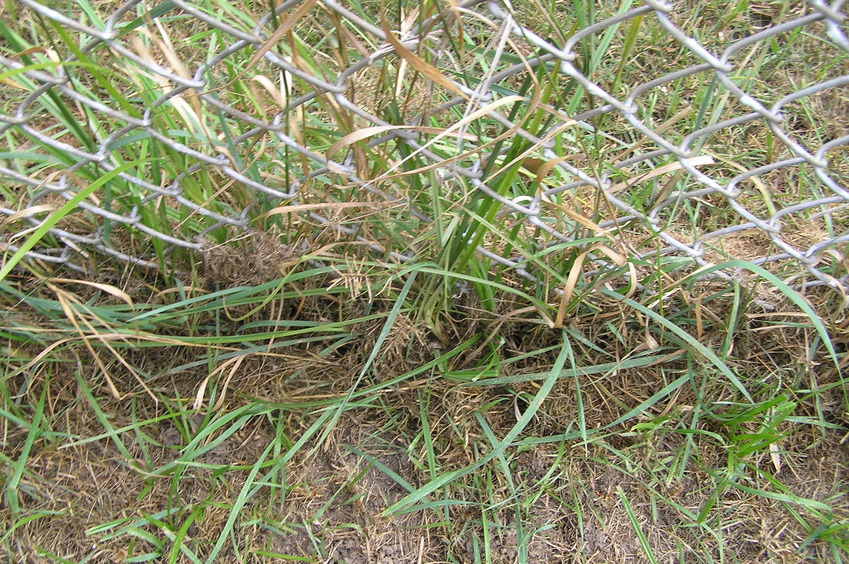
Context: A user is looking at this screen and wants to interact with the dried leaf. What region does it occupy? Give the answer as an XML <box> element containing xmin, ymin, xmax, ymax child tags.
<box><xmin>770</xmin><ymin>441</ymin><xmax>782</xmax><ymax>473</ymax></box>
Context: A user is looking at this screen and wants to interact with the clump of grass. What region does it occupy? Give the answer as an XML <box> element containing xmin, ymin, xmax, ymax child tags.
<box><xmin>1</xmin><ymin>0</ymin><xmax>848</xmax><ymax>562</ymax></box>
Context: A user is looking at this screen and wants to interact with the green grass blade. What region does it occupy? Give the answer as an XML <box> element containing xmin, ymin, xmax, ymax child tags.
<box><xmin>4</xmin><ymin>381</ymin><xmax>47</xmax><ymax>514</ymax></box>
<box><xmin>618</xmin><ymin>486</ymin><xmax>659</xmax><ymax>564</ymax></box>
<box><xmin>602</xmin><ymin>288</ymin><xmax>753</xmax><ymax>402</ymax></box>
<box><xmin>684</xmin><ymin>261</ymin><xmax>840</xmax><ymax>372</ymax></box>
<box><xmin>0</xmin><ymin>161</ymin><xmax>138</xmax><ymax>282</ymax></box>
<box><xmin>384</xmin><ymin>331</ymin><xmax>572</xmax><ymax>516</ymax></box>
<box><xmin>204</xmin><ymin>440</ymin><xmax>275</xmax><ymax>564</ymax></box>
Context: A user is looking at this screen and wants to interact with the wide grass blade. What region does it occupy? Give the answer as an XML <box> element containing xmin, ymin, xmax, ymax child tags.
<box><xmin>0</xmin><ymin>161</ymin><xmax>138</xmax><ymax>282</ymax></box>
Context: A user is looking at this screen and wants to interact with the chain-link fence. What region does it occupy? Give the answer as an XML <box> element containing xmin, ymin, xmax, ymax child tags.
<box><xmin>2</xmin><ymin>0</ymin><xmax>848</xmax><ymax>291</ymax></box>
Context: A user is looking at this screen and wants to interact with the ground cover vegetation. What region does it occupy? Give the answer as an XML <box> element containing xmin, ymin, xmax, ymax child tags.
<box><xmin>1</xmin><ymin>0</ymin><xmax>848</xmax><ymax>562</ymax></box>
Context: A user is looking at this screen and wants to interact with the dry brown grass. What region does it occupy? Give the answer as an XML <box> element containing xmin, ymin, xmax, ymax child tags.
<box><xmin>2</xmin><ymin>260</ymin><xmax>847</xmax><ymax>562</ymax></box>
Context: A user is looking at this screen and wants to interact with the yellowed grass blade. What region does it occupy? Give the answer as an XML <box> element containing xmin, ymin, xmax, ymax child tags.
<box><xmin>194</xmin><ymin>356</ymin><xmax>245</xmax><ymax>411</ymax></box>
<box><xmin>382</xmin><ymin>22</ymin><xmax>469</xmax><ymax>100</ymax></box>
<box><xmin>374</xmin><ymin>94</ymin><xmax>529</xmax><ymax>181</ymax></box>
<box><xmin>49</xmin><ymin>278</ymin><xmax>135</xmax><ymax>311</ymax></box>
<box><xmin>327</xmin><ymin>125</ymin><xmax>479</xmax><ymax>158</ymax></box>
<box><xmin>53</xmin><ymin>287</ymin><xmax>123</xmax><ymax>399</ymax></box>
<box><xmin>49</xmin><ymin>282</ymin><xmax>156</xmax><ymax>401</ymax></box>
<box><xmin>0</xmin><ymin>205</ymin><xmax>57</xmax><ymax>226</ymax></box>
<box><xmin>609</xmin><ymin>156</ymin><xmax>714</xmax><ymax>193</ymax></box>
<box><xmin>610</xmin><ymin>107</ymin><xmax>692</xmax><ymax>162</ymax></box>
<box><xmin>555</xmin><ymin>249</ymin><xmax>589</xmax><ymax>328</ymax></box>
<box><xmin>481</xmin><ymin>116</ymin><xmax>578</xmax><ymax>186</ymax></box>
<box><xmin>248</xmin><ymin>0</ymin><xmax>319</xmax><ymax>72</ymax></box>
<box><xmin>770</xmin><ymin>441</ymin><xmax>782</xmax><ymax>473</ymax></box>
<box><xmin>263</xmin><ymin>201</ymin><xmax>397</xmax><ymax>216</ymax></box>
<box><xmin>251</xmin><ymin>74</ymin><xmax>285</xmax><ymax>107</ymax></box>
<box><xmin>555</xmin><ymin>243</ymin><xmax>627</xmax><ymax>328</ymax></box>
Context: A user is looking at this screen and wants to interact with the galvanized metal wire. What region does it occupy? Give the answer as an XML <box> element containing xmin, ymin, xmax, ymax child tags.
<box><xmin>1</xmin><ymin>0</ymin><xmax>848</xmax><ymax>290</ymax></box>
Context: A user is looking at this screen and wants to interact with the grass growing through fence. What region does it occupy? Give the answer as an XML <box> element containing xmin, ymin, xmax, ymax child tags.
<box><xmin>1</xmin><ymin>0</ymin><xmax>848</xmax><ymax>562</ymax></box>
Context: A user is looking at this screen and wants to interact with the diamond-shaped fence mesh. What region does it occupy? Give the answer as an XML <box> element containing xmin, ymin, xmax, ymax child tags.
<box><xmin>1</xmin><ymin>0</ymin><xmax>848</xmax><ymax>291</ymax></box>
